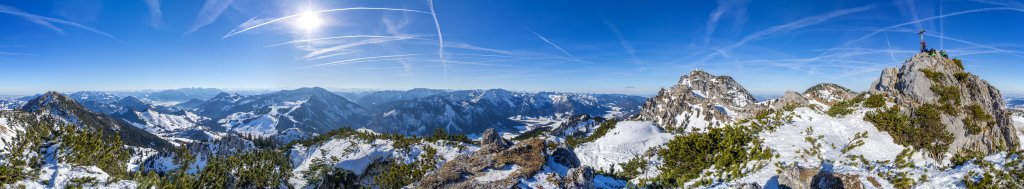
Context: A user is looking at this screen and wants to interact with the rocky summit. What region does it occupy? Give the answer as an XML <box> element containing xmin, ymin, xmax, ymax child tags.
<box><xmin>871</xmin><ymin>52</ymin><xmax>1019</xmax><ymax>155</ymax></box>
<box><xmin>636</xmin><ymin>70</ymin><xmax>758</xmax><ymax>131</ymax></box>
<box><xmin>804</xmin><ymin>83</ymin><xmax>857</xmax><ymax>106</ymax></box>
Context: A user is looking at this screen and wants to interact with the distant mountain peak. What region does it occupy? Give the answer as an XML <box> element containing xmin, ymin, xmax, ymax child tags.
<box><xmin>803</xmin><ymin>83</ymin><xmax>856</xmax><ymax>105</ymax></box>
<box><xmin>638</xmin><ymin>70</ymin><xmax>756</xmax><ymax>131</ymax></box>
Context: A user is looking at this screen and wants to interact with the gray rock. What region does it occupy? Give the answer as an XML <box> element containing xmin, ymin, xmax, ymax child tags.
<box><xmin>480</xmin><ymin>128</ymin><xmax>512</xmax><ymax>151</ymax></box>
<box><xmin>803</xmin><ymin>83</ymin><xmax>857</xmax><ymax>105</ymax></box>
<box><xmin>564</xmin><ymin>166</ymin><xmax>595</xmax><ymax>189</ymax></box>
<box><xmin>636</xmin><ymin>70</ymin><xmax>758</xmax><ymax>131</ymax></box>
<box><xmin>777</xmin><ymin>164</ymin><xmax>863</xmax><ymax>189</ymax></box>
<box><xmin>869</xmin><ymin>52</ymin><xmax>1019</xmax><ymax>156</ymax></box>
<box><xmin>735</xmin><ymin>182</ymin><xmax>761</xmax><ymax>189</ymax></box>
<box><xmin>769</xmin><ymin>91</ymin><xmax>811</xmax><ymax>109</ymax></box>
<box><xmin>551</xmin><ymin>146</ymin><xmax>580</xmax><ymax>168</ymax></box>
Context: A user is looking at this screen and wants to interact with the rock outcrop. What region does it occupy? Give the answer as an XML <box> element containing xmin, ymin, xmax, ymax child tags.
<box><xmin>777</xmin><ymin>164</ymin><xmax>864</xmax><ymax>189</ymax></box>
<box><xmin>804</xmin><ymin>83</ymin><xmax>857</xmax><ymax>105</ymax></box>
<box><xmin>870</xmin><ymin>52</ymin><xmax>1018</xmax><ymax>155</ymax></box>
<box><xmin>563</xmin><ymin>166</ymin><xmax>595</xmax><ymax>188</ymax></box>
<box><xmin>417</xmin><ymin>136</ymin><xmax>547</xmax><ymax>188</ymax></box>
<box><xmin>637</xmin><ymin>70</ymin><xmax>757</xmax><ymax>131</ymax></box>
<box><xmin>768</xmin><ymin>91</ymin><xmax>812</xmax><ymax>109</ymax></box>
<box><xmin>550</xmin><ymin>114</ymin><xmax>606</xmax><ymax>138</ymax></box>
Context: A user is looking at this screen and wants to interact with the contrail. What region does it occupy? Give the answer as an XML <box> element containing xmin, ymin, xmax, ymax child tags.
<box><xmin>885</xmin><ymin>34</ymin><xmax>899</xmax><ymax>65</ymax></box>
<box><xmin>602</xmin><ymin>18</ymin><xmax>636</xmax><ymax>58</ymax></box>
<box><xmin>429</xmin><ymin>0</ymin><xmax>446</xmax><ymax>79</ymax></box>
<box><xmin>526</xmin><ymin>28</ymin><xmax>580</xmax><ymax>61</ymax></box>
<box><xmin>696</xmin><ymin>4</ymin><xmax>875</xmax><ymax>65</ymax></box>
<box><xmin>299</xmin><ymin>54</ymin><xmax>428</xmax><ymax>69</ymax></box>
<box><xmin>302</xmin><ymin>35</ymin><xmax>422</xmax><ymax>60</ymax></box>
<box><xmin>266</xmin><ymin>34</ymin><xmax>428</xmax><ymax>48</ymax></box>
<box><xmin>0</xmin><ymin>5</ymin><xmax>124</xmax><ymax>44</ymax></box>
<box><xmin>925</xmin><ymin>33</ymin><xmax>1024</xmax><ymax>57</ymax></box>
<box><xmin>306</xmin><ymin>51</ymin><xmax>356</xmax><ymax>61</ymax></box>
<box><xmin>815</xmin><ymin>7</ymin><xmax>1024</xmax><ymax>60</ymax></box>
<box><xmin>186</xmin><ymin>0</ymin><xmax>234</xmax><ymax>35</ymax></box>
<box><xmin>223</xmin><ymin>7</ymin><xmax>432</xmax><ymax>39</ymax></box>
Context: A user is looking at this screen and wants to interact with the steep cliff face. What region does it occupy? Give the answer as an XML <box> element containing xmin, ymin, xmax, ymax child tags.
<box><xmin>870</xmin><ymin>53</ymin><xmax>1018</xmax><ymax>154</ymax></box>
<box><xmin>636</xmin><ymin>70</ymin><xmax>757</xmax><ymax>131</ymax></box>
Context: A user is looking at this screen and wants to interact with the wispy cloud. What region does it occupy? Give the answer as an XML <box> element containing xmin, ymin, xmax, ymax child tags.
<box><xmin>0</xmin><ymin>4</ymin><xmax>123</xmax><ymax>43</ymax></box>
<box><xmin>266</xmin><ymin>35</ymin><xmax>428</xmax><ymax>48</ymax></box>
<box><xmin>302</xmin><ymin>34</ymin><xmax>426</xmax><ymax>60</ymax></box>
<box><xmin>820</xmin><ymin>6</ymin><xmax>1024</xmax><ymax>59</ymax></box>
<box><xmin>526</xmin><ymin>28</ymin><xmax>580</xmax><ymax>61</ymax></box>
<box><xmin>222</xmin><ymin>7</ymin><xmax>431</xmax><ymax>39</ymax></box>
<box><xmin>704</xmin><ymin>0</ymin><xmax>750</xmax><ymax>44</ymax></box>
<box><xmin>299</xmin><ymin>54</ymin><xmax>429</xmax><ymax>69</ymax></box>
<box><xmin>697</xmin><ymin>4</ymin><xmax>876</xmax><ymax>65</ymax></box>
<box><xmin>602</xmin><ymin>18</ymin><xmax>636</xmax><ymax>59</ymax></box>
<box><xmin>186</xmin><ymin>0</ymin><xmax>235</xmax><ymax>35</ymax></box>
<box><xmin>143</xmin><ymin>0</ymin><xmax>162</xmax><ymax>28</ymax></box>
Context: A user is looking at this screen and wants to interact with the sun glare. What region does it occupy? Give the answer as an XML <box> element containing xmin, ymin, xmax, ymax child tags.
<box><xmin>295</xmin><ymin>10</ymin><xmax>324</xmax><ymax>32</ymax></box>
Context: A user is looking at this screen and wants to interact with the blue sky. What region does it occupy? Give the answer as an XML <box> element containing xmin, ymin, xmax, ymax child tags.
<box><xmin>1</xmin><ymin>0</ymin><xmax>1022</xmax><ymax>96</ymax></box>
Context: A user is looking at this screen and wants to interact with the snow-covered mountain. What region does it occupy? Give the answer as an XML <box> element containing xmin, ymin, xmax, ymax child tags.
<box><xmin>803</xmin><ymin>83</ymin><xmax>857</xmax><ymax>105</ymax></box>
<box><xmin>191</xmin><ymin>87</ymin><xmax>373</xmax><ymax>137</ymax></box>
<box><xmin>20</xmin><ymin>92</ymin><xmax>173</xmax><ymax>150</ymax></box>
<box><xmin>365</xmin><ymin>89</ymin><xmax>646</xmax><ymax>135</ymax></box>
<box><xmin>636</xmin><ymin>70</ymin><xmax>757</xmax><ymax>132</ymax></box>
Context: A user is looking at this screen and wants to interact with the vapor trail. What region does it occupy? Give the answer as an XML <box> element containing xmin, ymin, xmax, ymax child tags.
<box><xmin>186</xmin><ymin>0</ymin><xmax>234</xmax><ymax>35</ymax></box>
<box><xmin>223</xmin><ymin>7</ymin><xmax>432</xmax><ymax>39</ymax></box>
<box><xmin>696</xmin><ymin>4</ymin><xmax>875</xmax><ymax>65</ymax></box>
<box><xmin>815</xmin><ymin>7</ymin><xmax>1024</xmax><ymax>60</ymax></box>
<box><xmin>429</xmin><ymin>0</ymin><xmax>446</xmax><ymax>79</ymax></box>
<box><xmin>526</xmin><ymin>28</ymin><xmax>579</xmax><ymax>61</ymax></box>
<box><xmin>925</xmin><ymin>33</ymin><xmax>1024</xmax><ymax>57</ymax></box>
<box><xmin>266</xmin><ymin>34</ymin><xmax>428</xmax><ymax>48</ymax></box>
<box><xmin>885</xmin><ymin>34</ymin><xmax>900</xmax><ymax>65</ymax></box>
<box><xmin>299</xmin><ymin>54</ymin><xmax>428</xmax><ymax>69</ymax></box>
<box><xmin>303</xmin><ymin>35</ymin><xmax>422</xmax><ymax>60</ymax></box>
<box><xmin>0</xmin><ymin>5</ymin><xmax>124</xmax><ymax>44</ymax></box>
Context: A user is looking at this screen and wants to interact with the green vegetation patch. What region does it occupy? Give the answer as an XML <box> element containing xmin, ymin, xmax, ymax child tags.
<box><xmin>963</xmin><ymin>105</ymin><xmax>994</xmax><ymax>135</ymax></box>
<box><xmin>567</xmin><ymin>119</ymin><xmax>618</xmax><ymax>147</ymax></box>
<box><xmin>826</xmin><ymin>94</ymin><xmax>865</xmax><ymax>117</ymax></box>
<box><xmin>864</xmin><ymin>104</ymin><xmax>954</xmax><ymax>158</ymax></box>
<box><xmin>919</xmin><ymin>68</ymin><xmax>946</xmax><ymax>82</ymax></box>
<box><xmin>653</xmin><ymin>125</ymin><xmax>773</xmax><ymax>187</ymax></box>
<box><xmin>961</xmin><ymin>151</ymin><xmax>1024</xmax><ymax>188</ymax></box>
<box><xmin>864</xmin><ymin>94</ymin><xmax>886</xmax><ymax>108</ymax></box>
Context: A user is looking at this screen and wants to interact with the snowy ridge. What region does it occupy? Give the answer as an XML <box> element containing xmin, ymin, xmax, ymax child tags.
<box><xmin>575</xmin><ymin>121</ymin><xmax>672</xmax><ymax>173</ymax></box>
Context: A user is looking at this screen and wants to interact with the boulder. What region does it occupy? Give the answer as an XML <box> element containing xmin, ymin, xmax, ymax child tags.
<box><xmin>563</xmin><ymin>166</ymin><xmax>595</xmax><ymax>189</ymax></box>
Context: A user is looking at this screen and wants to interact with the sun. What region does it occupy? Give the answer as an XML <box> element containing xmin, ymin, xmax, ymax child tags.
<box><xmin>295</xmin><ymin>10</ymin><xmax>324</xmax><ymax>32</ymax></box>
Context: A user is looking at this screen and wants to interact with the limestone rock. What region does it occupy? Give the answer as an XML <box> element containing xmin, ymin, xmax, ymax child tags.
<box><xmin>480</xmin><ymin>128</ymin><xmax>512</xmax><ymax>152</ymax></box>
<box><xmin>416</xmin><ymin>137</ymin><xmax>547</xmax><ymax>189</ymax></box>
<box><xmin>869</xmin><ymin>52</ymin><xmax>1019</xmax><ymax>155</ymax></box>
<box><xmin>551</xmin><ymin>145</ymin><xmax>580</xmax><ymax>168</ymax></box>
<box><xmin>777</xmin><ymin>164</ymin><xmax>863</xmax><ymax>189</ymax></box>
<box><xmin>636</xmin><ymin>70</ymin><xmax>757</xmax><ymax>131</ymax></box>
<box><xmin>804</xmin><ymin>83</ymin><xmax>857</xmax><ymax>105</ymax></box>
<box><xmin>563</xmin><ymin>166</ymin><xmax>595</xmax><ymax>189</ymax></box>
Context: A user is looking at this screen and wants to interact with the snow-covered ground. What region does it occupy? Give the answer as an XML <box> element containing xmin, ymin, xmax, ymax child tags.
<box><xmin>219</xmin><ymin>100</ymin><xmax>307</xmax><ymax>137</ymax></box>
<box><xmin>287</xmin><ymin>136</ymin><xmax>476</xmax><ymax>188</ymax></box>
<box><xmin>575</xmin><ymin>121</ymin><xmax>673</xmax><ymax>172</ymax></box>
<box><xmin>734</xmin><ymin>107</ymin><xmax>909</xmax><ymax>187</ymax></box>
